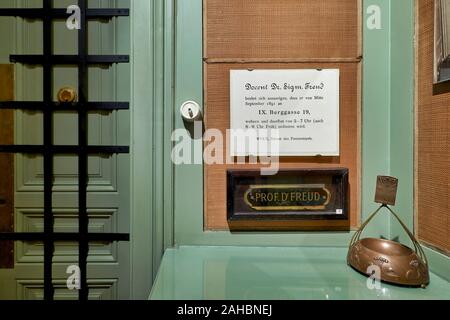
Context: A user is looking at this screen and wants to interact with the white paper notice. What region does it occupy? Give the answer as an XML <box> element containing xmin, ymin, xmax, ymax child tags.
<box><xmin>230</xmin><ymin>69</ymin><xmax>340</xmax><ymax>156</ymax></box>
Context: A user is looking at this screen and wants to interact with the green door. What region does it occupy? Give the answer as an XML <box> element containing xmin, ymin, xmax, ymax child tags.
<box><xmin>0</xmin><ymin>0</ymin><xmax>131</xmax><ymax>300</ymax></box>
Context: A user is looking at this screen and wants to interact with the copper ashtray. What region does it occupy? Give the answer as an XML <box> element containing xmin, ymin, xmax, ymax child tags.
<box><xmin>347</xmin><ymin>205</ymin><xmax>429</xmax><ymax>288</ymax></box>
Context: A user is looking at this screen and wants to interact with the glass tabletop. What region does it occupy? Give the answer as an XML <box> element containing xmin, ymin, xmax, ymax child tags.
<box><xmin>150</xmin><ymin>246</ymin><xmax>450</xmax><ymax>300</ymax></box>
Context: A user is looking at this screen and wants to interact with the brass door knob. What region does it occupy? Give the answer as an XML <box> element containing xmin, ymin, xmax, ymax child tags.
<box><xmin>57</xmin><ymin>87</ymin><xmax>77</xmax><ymax>103</ymax></box>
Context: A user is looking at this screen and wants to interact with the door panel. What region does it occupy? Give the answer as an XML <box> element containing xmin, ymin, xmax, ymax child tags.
<box><xmin>0</xmin><ymin>0</ymin><xmax>130</xmax><ymax>300</ymax></box>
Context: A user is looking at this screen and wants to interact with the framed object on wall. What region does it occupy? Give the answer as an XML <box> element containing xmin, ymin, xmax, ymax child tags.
<box><xmin>433</xmin><ymin>0</ymin><xmax>450</xmax><ymax>94</ymax></box>
<box><xmin>227</xmin><ymin>168</ymin><xmax>350</xmax><ymax>231</ymax></box>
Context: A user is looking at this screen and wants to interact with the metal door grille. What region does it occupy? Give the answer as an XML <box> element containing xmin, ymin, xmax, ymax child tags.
<box><xmin>0</xmin><ymin>0</ymin><xmax>130</xmax><ymax>301</ymax></box>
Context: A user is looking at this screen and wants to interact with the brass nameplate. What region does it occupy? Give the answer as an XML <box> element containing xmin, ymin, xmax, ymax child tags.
<box><xmin>227</xmin><ymin>169</ymin><xmax>349</xmax><ymax>222</ymax></box>
<box><xmin>244</xmin><ymin>185</ymin><xmax>331</xmax><ymax>211</ymax></box>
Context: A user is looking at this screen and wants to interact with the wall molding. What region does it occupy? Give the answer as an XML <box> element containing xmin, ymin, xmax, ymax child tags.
<box><xmin>130</xmin><ymin>0</ymin><xmax>175</xmax><ymax>299</ymax></box>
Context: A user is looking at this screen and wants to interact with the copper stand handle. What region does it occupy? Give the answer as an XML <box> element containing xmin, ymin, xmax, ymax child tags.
<box><xmin>349</xmin><ymin>204</ymin><xmax>428</xmax><ymax>266</ymax></box>
<box><xmin>384</xmin><ymin>206</ymin><xmax>428</xmax><ymax>267</ymax></box>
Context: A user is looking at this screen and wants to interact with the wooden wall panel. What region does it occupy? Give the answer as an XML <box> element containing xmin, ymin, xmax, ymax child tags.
<box><xmin>204</xmin><ymin>1</ymin><xmax>361</xmax><ymax>231</ymax></box>
<box><xmin>0</xmin><ymin>64</ymin><xmax>14</xmax><ymax>268</ymax></box>
<box><xmin>204</xmin><ymin>0</ymin><xmax>361</xmax><ymax>60</ymax></box>
<box><xmin>416</xmin><ymin>0</ymin><xmax>450</xmax><ymax>255</ymax></box>
<box><xmin>204</xmin><ymin>63</ymin><xmax>360</xmax><ymax>230</ymax></box>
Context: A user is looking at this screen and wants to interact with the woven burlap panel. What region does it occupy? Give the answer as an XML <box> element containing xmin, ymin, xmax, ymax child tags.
<box><xmin>204</xmin><ymin>0</ymin><xmax>361</xmax><ymax>60</ymax></box>
<box><xmin>417</xmin><ymin>0</ymin><xmax>450</xmax><ymax>254</ymax></box>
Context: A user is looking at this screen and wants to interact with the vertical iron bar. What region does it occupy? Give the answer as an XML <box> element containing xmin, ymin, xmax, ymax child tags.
<box><xmin>43</xmin><ymin>0</ymin><xmax>54</xmax><ymax>301</ymax></box>
<box><xmin>78</xmin><ymin>0</ymin><xmax>89</xmax><ymax>301</ymax></box>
